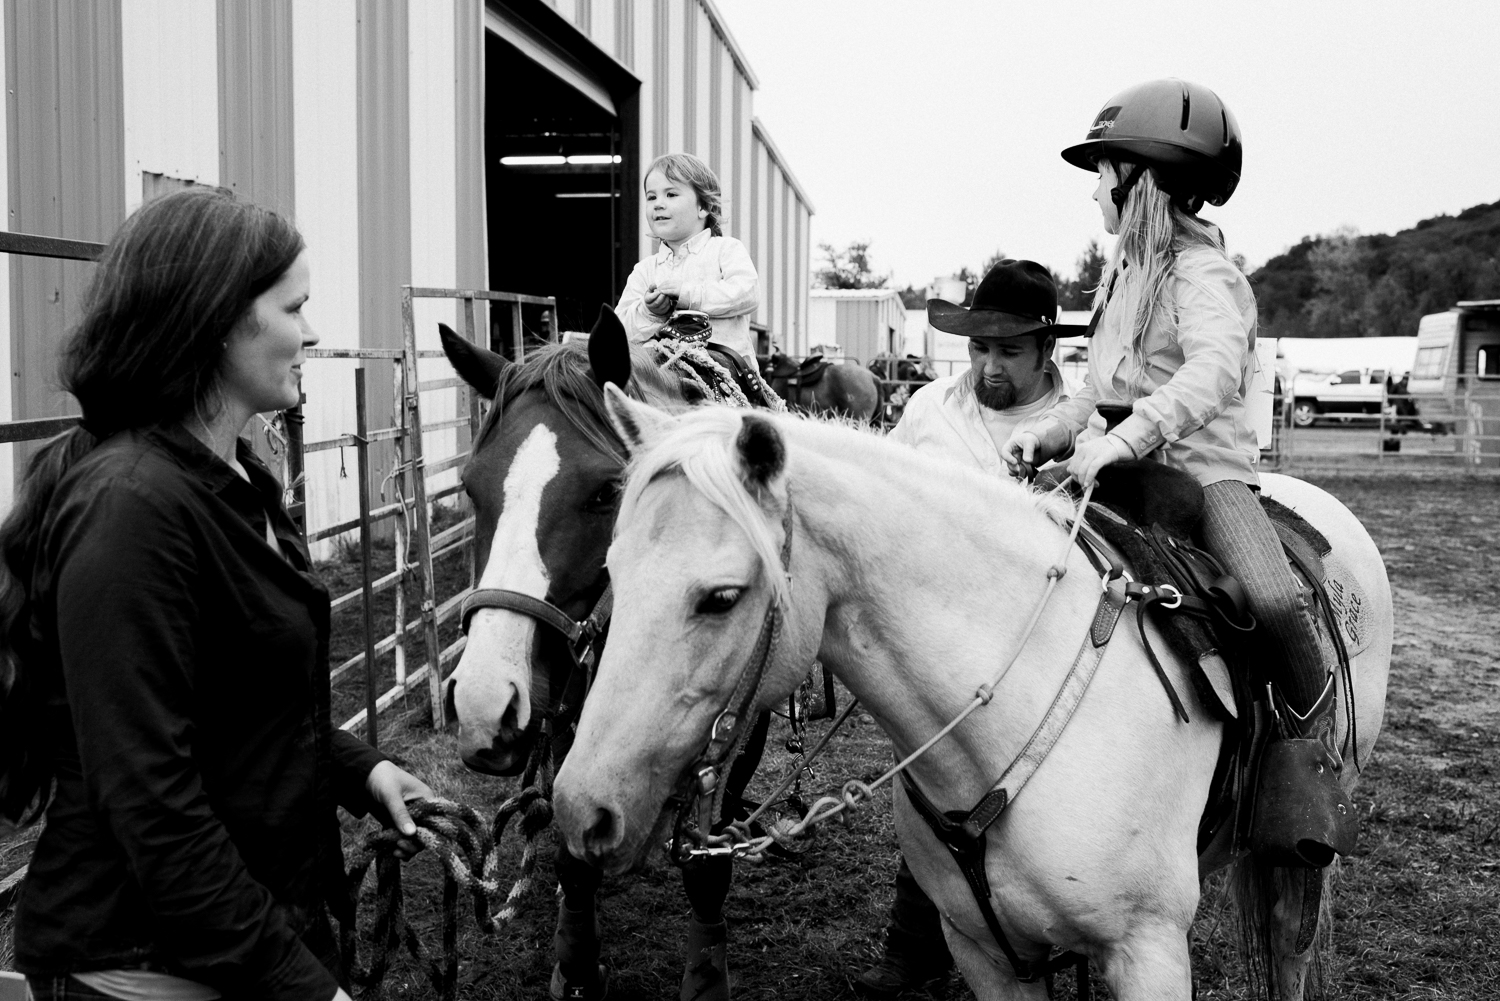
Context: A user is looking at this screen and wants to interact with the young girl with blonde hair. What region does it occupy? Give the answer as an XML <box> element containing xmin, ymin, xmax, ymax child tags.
<box><xmin>616</xmin><ymin>153</ymin><xmax>759</xmax><ymax>362</ymax></box>
<box><xmin>1007</xmin><ymin>79</ymin><xmax>1352</xmax><ymax>866</ymax></box>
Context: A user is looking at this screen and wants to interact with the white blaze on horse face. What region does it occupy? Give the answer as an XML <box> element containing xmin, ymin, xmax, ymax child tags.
<box><xmin>452</xmin><ymin>423</ymin><xmax>561</xmax><ymax>739</ymax></box>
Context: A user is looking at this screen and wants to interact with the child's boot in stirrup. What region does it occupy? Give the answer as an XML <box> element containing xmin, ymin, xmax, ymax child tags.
<box><xmin>1251</xmin><ymin>675</ymin><xmax>1358</xmax><ymax>868</ymax></box>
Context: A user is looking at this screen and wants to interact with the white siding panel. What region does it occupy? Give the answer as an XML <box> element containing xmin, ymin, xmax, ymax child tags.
<box><xmin>292</xmin><ymin>0</ymin><xmax>361</xmax><ymax>549</ymax></box>
<box><xmin>121</xmin><ymin>0</ymin><xmax>218</xmax><ymax>213</ymax></box>
<box><xmin>408</xmin><ymin>0</ymin><xmax>459</xmax><ymax>494</ymax></box>
<box><xmin>0</xmin><ymin>0</ymin><xmax>9</xmax><ymax>509</ymax></box>
<box><xmin>665</xmin><ymin>0</ymin><xmax>683</xmax><ymax>153</ymax></box>
<box><xmin>636</xmin><ymin>0</ymin><xmax>656</xmax><ymax>261</ymax></box>
<box><xmin>594</xmin><ymin>0</ymin><xmax>615</xmax><ymax>56</ymax></box>
<box><xmin>692</xmin><ymin>10</ymin><xmax>710</xmax><ymax>159</ymax></box>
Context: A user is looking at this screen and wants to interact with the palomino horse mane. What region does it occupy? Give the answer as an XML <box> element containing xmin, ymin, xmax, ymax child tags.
<box><xmin>476</xmin><ymin>339</ymin><xmax>685</xmax><ymax>460</ymax></box>
<box><xmin>614</xmin><ymin>403</ymin><xmax>1074</xmax><ymax>601</ymax></box>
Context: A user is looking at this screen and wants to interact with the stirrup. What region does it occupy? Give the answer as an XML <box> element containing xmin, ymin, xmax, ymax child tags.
<box><xmin>1275</xmin><ymin>675</ymin><xmax>1342</xmax><ymax>768</ymax></box>
<box><xmin>1253</xmin><ymin>676</ymin><xmax>1357</xmax><ymax>868</ymax></box>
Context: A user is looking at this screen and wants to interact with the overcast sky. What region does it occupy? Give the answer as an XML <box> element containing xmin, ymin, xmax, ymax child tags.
<box><xmin>713</xmin><ymin>0</ymin><xmax>1500</xmax><ymax>290</ymax></box>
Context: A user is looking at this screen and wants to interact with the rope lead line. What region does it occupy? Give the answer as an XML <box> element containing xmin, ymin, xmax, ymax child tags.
<box><xmin>702</xmin><ymin>480</ymin><xmax>1099</xmax><ymax>860</ymax></box>
<box><xmin>342</xmin><ymin>737</ymin><xmax>556</xmax><ymax>1001</ymax></box>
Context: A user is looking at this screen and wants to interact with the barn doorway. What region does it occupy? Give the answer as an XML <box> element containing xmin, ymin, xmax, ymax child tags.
<box><xmin>486</xmin><ymin>30</ymin><xmax>625</xmax><ymax>350</ymax></box>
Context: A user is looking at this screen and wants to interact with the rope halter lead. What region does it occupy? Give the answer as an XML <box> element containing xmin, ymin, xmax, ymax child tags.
<box><xmin>669</xmin><ymin>487</ymin><xmax>796</xmax><ymax>863</ymax></box>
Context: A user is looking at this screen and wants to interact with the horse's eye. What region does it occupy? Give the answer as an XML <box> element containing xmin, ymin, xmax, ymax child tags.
<box><xmin>695</xmin><ymin>587</ymin><xmax>743</xmax><ymax>615</ymax></box>
<box><xmin>586</xmin><ymin>481</ymin><xmax>621</xmax><ymax>510</ymax></box>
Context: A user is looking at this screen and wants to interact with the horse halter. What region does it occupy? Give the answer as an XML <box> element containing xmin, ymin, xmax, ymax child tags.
<box><xmin>459</xmin><ymin>583</ymin><xmax>615</xmax><ymax>711</ymax></box>
<box><xmin>669</xmin><ymin>488</ymin><xmax>796</xmax><ymax>864</ymax></box>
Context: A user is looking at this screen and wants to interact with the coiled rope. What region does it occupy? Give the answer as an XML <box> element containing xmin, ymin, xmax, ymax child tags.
<box><xmin>341</xmin><ymin>745</ymin><xmax>555</xmax><ymax>1000</ymax></box>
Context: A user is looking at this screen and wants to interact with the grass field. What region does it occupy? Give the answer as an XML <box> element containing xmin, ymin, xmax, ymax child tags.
<box><xmin>4</xmin><ymin>473</ymin><xmax>1498</xmax><ymax>999</ymax></box>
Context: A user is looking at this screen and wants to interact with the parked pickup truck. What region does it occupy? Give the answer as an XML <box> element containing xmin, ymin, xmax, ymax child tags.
<box><xmin>1291</xmin><ymin>368</ymin><xmax>1389</xmax><ymax>427</ymax></box>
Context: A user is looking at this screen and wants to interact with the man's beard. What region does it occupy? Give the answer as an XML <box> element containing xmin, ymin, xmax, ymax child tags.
<box><xmin>975</xmin><ymin>378</ymin><xmax>1017</xmax><ymax>411</ymax></box>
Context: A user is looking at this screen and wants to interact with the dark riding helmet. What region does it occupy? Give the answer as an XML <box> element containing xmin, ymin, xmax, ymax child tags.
<box><xmin>1061</xmin><ymin>78</ymin><xmax>1243</xmax><ymax>208</ymax></box>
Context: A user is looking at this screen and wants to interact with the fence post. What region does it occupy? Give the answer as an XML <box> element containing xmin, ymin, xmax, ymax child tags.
<box><xmin>401</xmin><ymin>287</ymin><xmax>448</xmax><ymax>728</ymax></box>
<box><xmin>462</xmin><ymin>295</ymin><xmax>481</xmax><ymax>589</ymax></box>
<box><xmin>392</xmin><ymin>360</ymin><xmax>409</xmax><ymax>692</ymax></box>
<box><xmin>511</xmin><ymin>299</ymin><xmax>524</xmax><ymax>360</ymax></box>
<box><xmin>354</xmin><ymin>367</ymin><xmax>379</xmax><ymax>748</ymax></box>
<box><xmin>284</xmin><ymin>399</ymin><xmax>307</xmax><ymax>542</ymax></box>
<box><xmin>1378</xmin><ymin>382</ymin><xmax>1388</xmax><ymax>464</ymax></box>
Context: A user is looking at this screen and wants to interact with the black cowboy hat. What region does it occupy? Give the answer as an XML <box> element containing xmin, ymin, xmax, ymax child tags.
<box><xmin>927</xmin><ymin>259</ymin><xmax>1088</xmax><ymax>339</ymax></box>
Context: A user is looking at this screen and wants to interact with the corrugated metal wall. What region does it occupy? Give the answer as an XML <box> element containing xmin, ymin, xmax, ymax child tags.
<box><xmin>5</xmin><ymin>0</ymin><xmax>124</xmax><ymax>429</ymax></box>
<box><xmin>218</xmin><ymin>0</ymin><xmax>294</xmax><ymax>215</ymax></box>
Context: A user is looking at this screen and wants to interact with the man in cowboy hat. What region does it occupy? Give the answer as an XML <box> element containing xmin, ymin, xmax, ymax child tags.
<box><xmin>858</xmin><ymin>260</ymin><xmax>1086</xmax><ymax>997</ymax></box>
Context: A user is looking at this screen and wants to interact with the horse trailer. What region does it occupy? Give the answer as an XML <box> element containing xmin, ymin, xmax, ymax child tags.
<box><xmin>1405</xmin><ymin>300</ymin><xmax>1500</xmax><ymax>464</ymax></box>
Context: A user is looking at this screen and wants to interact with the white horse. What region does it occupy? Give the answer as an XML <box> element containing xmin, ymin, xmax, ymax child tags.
<box><xmin>553</xmin><ymin>391</ymin><xmax>1392</xmax><ymax>1000</ymax></box>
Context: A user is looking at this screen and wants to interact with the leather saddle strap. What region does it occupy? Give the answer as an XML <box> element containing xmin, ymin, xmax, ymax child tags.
<box><xmin>461</xmin><ymin>588</ymin><xmax>583</xmax><ymax>642</ymax></box>
<box><xmin>900</xmin><ymin>772</ymin><xmax>1085</xmax><ymax>983</ymax></box>
<box><xmin>988</xmin><ymin>632</ymin><xmax>1114</xmax><ymax>809</ymax></box>
<box><xmin>1127</xmin><ymin>586</ymin><xmax>1193</xmax><ymax>724</ymax></box>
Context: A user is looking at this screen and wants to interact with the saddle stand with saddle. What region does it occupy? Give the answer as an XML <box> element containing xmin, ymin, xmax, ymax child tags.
<box><xmin>1056</xmin><ymin>435</ymin><xmax>1359</xmax><ymax>873</ymax></box>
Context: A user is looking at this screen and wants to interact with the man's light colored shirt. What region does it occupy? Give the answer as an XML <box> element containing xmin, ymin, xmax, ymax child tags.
<box><xmin>890</xmin><ymin>361</ymin><xmax>1067</xmax><ymax>479</ymax></box>
<box><xmin>615</xmin><ymin>227</ymin><xmax>759</xmax><ymax>359</ymax></box>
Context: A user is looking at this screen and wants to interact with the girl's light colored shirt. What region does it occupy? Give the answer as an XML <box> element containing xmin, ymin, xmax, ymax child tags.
<box><xmin>615</xmin><ymin>228</ymin><xmax>760</xmax><ymax>360</ymax></box>
<box><xmin>1036</xmin><ymin>245</ymin><xmax>1262</xmax><ymax>487</ymax></box>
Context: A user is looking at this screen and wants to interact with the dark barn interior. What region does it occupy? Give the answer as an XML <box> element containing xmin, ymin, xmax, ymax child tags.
<box><xmin>485</xmin><ymin>32</ymin><xmax>626</xmax><ymax>350</ymax></box>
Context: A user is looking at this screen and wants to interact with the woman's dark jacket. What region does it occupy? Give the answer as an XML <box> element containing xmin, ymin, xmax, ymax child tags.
<box><xmin>14</xmin><ymin>426</ymin><xmax>387</xmax><ymax>1000</ymax></box>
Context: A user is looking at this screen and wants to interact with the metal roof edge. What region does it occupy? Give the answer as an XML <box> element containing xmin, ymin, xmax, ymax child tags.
<box><xmin>809</xmin><ymin>288</ymin><xmax>903</xmax><ymax>300</ymax></box>
<box><xmin>751</xmin><ymin>117</ymin><xmax>815</xmax><ymax>214</ymax></box>
<box><xmin>696</xmin><ymin>0</ymin><xmax>760</xmax><ymax>90</ymax></box>
<box><xmin>489</xmin><ymin>0</ymin><xmax>641</xmax><ymax>92</ymax></box>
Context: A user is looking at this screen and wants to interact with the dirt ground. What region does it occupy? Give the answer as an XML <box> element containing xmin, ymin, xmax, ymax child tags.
<box><xmin>4</xmin><ymin>473</ymin><xmax>1498</xmax><ymax>999</ymax></box>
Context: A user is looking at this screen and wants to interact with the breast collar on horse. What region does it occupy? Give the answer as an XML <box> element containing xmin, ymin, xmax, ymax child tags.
<box><xmin>666</xmin><ymin>482</ymin><xmax>1144</xmax><ymax>987</ymax></box>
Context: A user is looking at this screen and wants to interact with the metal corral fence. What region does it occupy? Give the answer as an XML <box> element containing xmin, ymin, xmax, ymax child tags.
<box><xmin>0</xmin><ymin>230</ymin><xmax>105</xmax><ymax>941</ymax></box>
<box><xmin>289</xmin><ymin>287</ymin><xmax>557</xmax><ymax>746</ymax></box>
<box><xmin>1266</xmin><ymin>381</ymin><xmax>1500</xmax><ymax>474</ymax></box>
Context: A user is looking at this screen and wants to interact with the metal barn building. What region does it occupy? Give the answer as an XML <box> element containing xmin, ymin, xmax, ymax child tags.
<box><xmin>0</xmin><ymin>0</ymin><xmax>815</xmax><ymax>533</ymax></box>
<box><xmin>807</xmin><ymin>288</ymin><xmax>906</xmax><ymax>363</ymax></box>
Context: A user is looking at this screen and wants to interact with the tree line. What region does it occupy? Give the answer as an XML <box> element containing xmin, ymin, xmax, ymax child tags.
<box><xmin>814</xmin><ymin>239</ymin><xmax>1106</xmax><ymax>311</ymax></box>
<box><xmin>1250</xmin><ymin>199</ymin><xmax>1500</xmax><ymax>338</ymax></box>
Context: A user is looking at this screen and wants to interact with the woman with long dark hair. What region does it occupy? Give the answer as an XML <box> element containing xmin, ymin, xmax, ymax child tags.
<box><xmin>0</xmin><ymin>188</ymin><xmax>431</xmax><ymax>1000</ymax></box>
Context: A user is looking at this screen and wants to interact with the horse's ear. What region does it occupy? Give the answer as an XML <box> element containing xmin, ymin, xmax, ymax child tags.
<box><xmin>603</xmin><ymin>383</ymin><xmax>671</xmax><ymax>455</ymax></box>
<box><xmin>439</xmin><ymin>323</ymin><xmax>508</xmax><ymax>400</ymax></box>
<box><xmin>588</xmin><ymin>304</ymin><xmax>632</xmax><ymax>389</ymax></box>
<box><xmin>736</xmin><ymin>414</ymin><xmax>785</xmax><ymax>487</ymax></box>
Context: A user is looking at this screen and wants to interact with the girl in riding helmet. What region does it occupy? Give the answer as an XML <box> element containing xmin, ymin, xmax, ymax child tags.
<box><xmin>1005</xmin><ymin>79</ymin><xmax>1351</xmax><ymax>865</ymax></box>
<box><xmin>615</xmin><ymin>153</ymin><xmax>760</xmax><ymax>362</ymax></box>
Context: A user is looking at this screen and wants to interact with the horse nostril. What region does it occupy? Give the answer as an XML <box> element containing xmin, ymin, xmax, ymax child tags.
<box><xmin>497</xmin><ymin>684</ymin><xmax>524</xmax><ymax>739</ymax></box>
<box><xmin>443</xmin><ymin>677</ymin><xmax>458</xmax><ymax>726</ymax></box>
<box><xmin>582</xmin><ymin>805</ymin><xmax>621</xmax><ymax>855</ymax></box>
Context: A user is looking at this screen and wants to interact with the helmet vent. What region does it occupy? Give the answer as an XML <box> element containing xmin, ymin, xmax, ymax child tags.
<box><xmin>1180</xmin><ymin>89</ymin><xmax>1191</xmax><ymax>131</ymax></box>
<box><xmin>1221</xmin><ymin>108</ymin><xmax>1229</xmax><ymax>145</ymax></box>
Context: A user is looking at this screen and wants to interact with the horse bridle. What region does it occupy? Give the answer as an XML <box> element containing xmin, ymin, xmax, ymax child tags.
<box><xmin>668</xmin><ymin>488</ymin><xmax>796</xmax><ymax>863</ymax></box>
<box><xmin>459</xmin><ymin>582</ymin><xmax>615</xmax><ymax>722</ymax></box>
